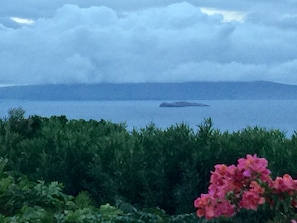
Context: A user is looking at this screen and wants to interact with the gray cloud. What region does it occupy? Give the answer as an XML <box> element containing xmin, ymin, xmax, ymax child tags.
<box><xmin>0</xmin><ymin>1</ymin><xmax>297</xmax><ymax>85</ymax></box>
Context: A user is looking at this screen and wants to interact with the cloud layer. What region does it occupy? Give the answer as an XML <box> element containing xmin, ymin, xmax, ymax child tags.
<box><xmin>0</xmin><ymin>1</ymin><xmax>297</xmax><ymax>85</ymax></box>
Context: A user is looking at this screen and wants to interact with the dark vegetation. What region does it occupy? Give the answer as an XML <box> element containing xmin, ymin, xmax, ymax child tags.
<box><xmin>1</xmin><ymin>107</ymin><xmax>297</xmax><ymax>222</ymax></box>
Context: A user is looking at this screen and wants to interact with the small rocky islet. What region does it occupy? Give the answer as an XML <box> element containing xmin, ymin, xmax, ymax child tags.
<box><xmin>159</xmin><ymin>101</ymin><xmax>209</xmax><ymax>107</ymax></box>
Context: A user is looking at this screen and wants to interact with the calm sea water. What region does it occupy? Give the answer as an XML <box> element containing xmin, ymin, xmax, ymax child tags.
<box><xmin>1</xmin><ymin>100</ymin><xmax>297</xmax><ymax>136</ymax></box>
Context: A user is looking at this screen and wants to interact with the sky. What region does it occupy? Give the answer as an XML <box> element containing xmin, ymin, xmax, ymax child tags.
<box><xmin>0</xmin><ymin>0</ymin><xmax>297</xmax><ymax>86</ymax></box>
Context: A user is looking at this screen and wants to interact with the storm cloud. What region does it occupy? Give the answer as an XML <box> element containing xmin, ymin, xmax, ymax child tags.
<box><xmin>0</xmin><ymin>1</ymin><xmax>297</xmax><ymax>85</ymax></box>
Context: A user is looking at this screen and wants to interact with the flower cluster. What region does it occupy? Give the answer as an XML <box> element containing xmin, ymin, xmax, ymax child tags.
<box><xmin>194</xmin><ymin>154</ymin><xmax>297</xmax><ymax>221</ymax></box>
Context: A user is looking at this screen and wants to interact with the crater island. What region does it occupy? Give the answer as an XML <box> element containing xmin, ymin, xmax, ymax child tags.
<box><xmin>159</xmin><ymin>101</ymin><xmax>209</xmax><ymax>107</ymax></box>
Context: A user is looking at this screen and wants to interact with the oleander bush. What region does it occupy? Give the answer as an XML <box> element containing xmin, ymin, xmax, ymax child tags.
<box><xmin>194</xmin><ymin>154</ymin><xmax>297</xmax><ymax>222</ymax></box>
<box><xmin>1</xmin><ymin>107</ymin><xmax>297</xmax><ymax>222</ymax></box>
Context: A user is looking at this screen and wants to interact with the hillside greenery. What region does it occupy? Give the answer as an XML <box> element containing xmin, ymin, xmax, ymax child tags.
<box><xmin>0</xmin><ymin>107</ymin><xmax>297</xmax><ymax>222</ymax></box>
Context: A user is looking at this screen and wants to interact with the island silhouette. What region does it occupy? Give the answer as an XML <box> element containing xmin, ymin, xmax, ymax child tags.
<box><xmin>159</xmin><ymin>101</ymin><xmax>209</xmax><ymax>107</ymax></box>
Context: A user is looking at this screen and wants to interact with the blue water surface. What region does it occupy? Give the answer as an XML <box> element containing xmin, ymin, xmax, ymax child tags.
<box><xmin>0</xmin><ymin>100</ymin><xmax>296</xmax><ymax>136</ymax></box>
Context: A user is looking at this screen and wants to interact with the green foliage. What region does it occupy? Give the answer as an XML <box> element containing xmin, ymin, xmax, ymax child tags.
<box><xmin>0</xmin><ymin>158</ymin><xmax>173</xmax><ymax>222</ymax></box>
<box><xmin>1</xmin><ymin>108</ymin><xmax>297</xmax><ymax>222</ymax></box>
<box><xmin>7</xmin><ymin>107</ymin><xmax>25</xmax><ymax>122</ymax></box>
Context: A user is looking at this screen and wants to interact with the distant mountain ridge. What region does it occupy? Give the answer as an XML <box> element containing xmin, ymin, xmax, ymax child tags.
<box><xmin>0</xmin><ymin>81</ymin><xmax>297</xmax><ymax>100</ymax></box>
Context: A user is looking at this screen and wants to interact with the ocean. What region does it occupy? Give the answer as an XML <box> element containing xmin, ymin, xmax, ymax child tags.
<box><xmin>0</xmin><ymin>99</ymin><xmax>296</xmax><ymax>137</ymax></box>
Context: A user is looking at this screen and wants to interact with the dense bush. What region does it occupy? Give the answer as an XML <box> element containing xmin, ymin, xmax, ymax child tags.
<box><xmin>1</xmin><ymin>107</ymin><xmax>297</xmax><ymax>222</ymax></box>
<box><xmin>0</xmin><ymin>157</ymin><xmax>198</xmax><ymax>222</ymax></box>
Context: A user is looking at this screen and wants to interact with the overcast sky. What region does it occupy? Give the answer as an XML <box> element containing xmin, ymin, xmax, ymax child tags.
<box><xmin>1</xmin><ymin>0</ymin><xmax>297</xmax><ymax>86</ymax></box>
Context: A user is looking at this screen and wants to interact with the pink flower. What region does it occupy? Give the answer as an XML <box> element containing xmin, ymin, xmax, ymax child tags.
<box><xmin>194</xmin><ymin>194</ymin><xmax>216</xmax><ymax>219</ymax></box>
<box><xmin>239</xmin><ymin>181</ymin><xmax>265</xmax><ymax>210</ymax></box>
<box><xmin>194</xmin><ymin>192</ymin><xmax>235</xmax><ymax>219</ymax></box>
<box><xmin>210</xmin><ymin>164</ymin><xmax>242</xmax><ymax>194</ymax></box>
<box><xmin>194</xmin><ymin>154</ymin><xmax>297</xmax><ymax>221</ymax></box>
<box><xmin>237</xmin><ymin>154</ymin><xmax>272</xmax><ymax>184</ymax></box>
<box><xmin>272</xmin><ymin>174</ymin><xmax>297</xmax><ymax>193</ymax></box>
<box><xmin>243</xmin><ymin>169</ymin><xmax>251</xmax><ymax>177</ymax></box>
